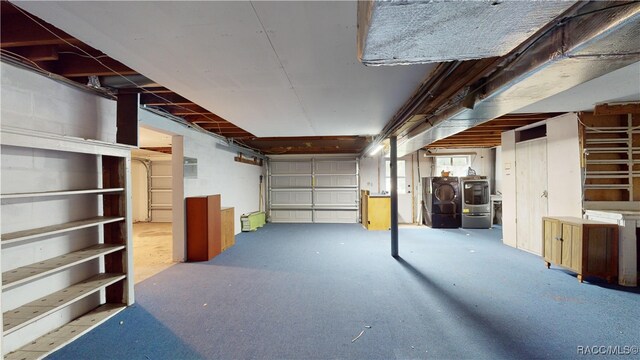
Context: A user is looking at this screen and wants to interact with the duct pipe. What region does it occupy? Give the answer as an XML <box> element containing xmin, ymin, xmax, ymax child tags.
<box><xmin>396</xmin><ymin>1</ymin><xmax>640</xmax><ymax>157</ymax></box>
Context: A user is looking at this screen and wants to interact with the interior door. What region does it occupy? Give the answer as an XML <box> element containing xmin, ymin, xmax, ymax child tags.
<box><xmin>515</xmin><ymin>138</ymin><xmax>548</xmax><ymax>255</ymax></box>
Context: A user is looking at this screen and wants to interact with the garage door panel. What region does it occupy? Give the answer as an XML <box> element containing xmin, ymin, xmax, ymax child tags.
<box><xmin>268</xmin><ymin>158</ymin><xmax>358</xmax><ymax>223</ymax></box>
<box><xmin>271</xmin><ymin>210</ymin><xmax>312</xmax><ymax>223</ymax></box>
<box><xmin>314</xmin><ymin>190</ymin><xmax>357</xmax><ymax>206</ymax></box>
<box><xmin>271</xmin><ymin>161</ymin><xmax>312</xmax><ymax>174</ymax></box>
<box><xmin>315</xmin><ymin>175</ymin><xmax>357</xmax><ymax>187</ymax></box>
<box><xmin>271</xmin><ymin>190</ymin><xmax>312</xmax><ymax>206</ymax></box>
<box><xmin>314</xmin><ymin>210</ymin><xmax>357</xmax><ymax>223</ymax></box>
<box><xmin>315</xmin><ymin>161</ymin><xmax>356</xmax><ymax>174</ymax></box>
<box><xmin>271</xmin><ymin>176</ymin><xmax>312</xmax><ymax>188</ymax></box>
<box><xmin>151</xmin><ymin>161</ymin><xmax>172</xmax><ymax>176</ymax></box>
<box><xmin>151</xmin><ymin>191</ymin><xmax>171</xmax><ymax>204</ymax></box>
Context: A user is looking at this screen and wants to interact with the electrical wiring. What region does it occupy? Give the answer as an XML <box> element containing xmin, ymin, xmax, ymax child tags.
<box><xmin>58</xmin><ymin>51</ymin><xmax>109</xmax><ymax>59</ymax></box>
<box><xmin>10</xmin><ymin>2</ymin><xmax>231</xmax><ymax>138</ymax></box>
<box><xmin>0</xmin><ymin>48</ymin><xmax>51</xmax><ymax>74</ymax></box>
<box><xmin>577</xmin><ymin>116</ymin><xmax>640</xmax><ymax>132</ymax></box>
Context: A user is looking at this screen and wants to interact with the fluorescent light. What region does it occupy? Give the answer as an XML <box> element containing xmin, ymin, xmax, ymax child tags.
<box><xmin>369</xmin><ymin>144</ymin><xmax>384</xmax><ymax>156</ymax></box>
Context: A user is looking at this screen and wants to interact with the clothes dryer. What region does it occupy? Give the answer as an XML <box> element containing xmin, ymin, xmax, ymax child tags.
<box><xmin>422</xmin><ymin>177</ymin><xmax>461</xmax><ymax>228</ymax></box>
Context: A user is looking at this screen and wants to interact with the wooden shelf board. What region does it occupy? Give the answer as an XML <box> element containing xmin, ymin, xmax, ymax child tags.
<box><xmin>2</xmin><ymin>273</ymin><xmax>126</xmax><ymax>335</ymax></box>
<box><xmin>0</xmin><ymin>188</ymin><xmax>124</xmax><ymax>199</ymax></box>
<box><xmin>2</xmin><ymin>244</ymin><xmax>125</xmax><ymax>290</ymax></box>
<box><xmin>1</xmin><ymin>216</ymin><xmax>125</xmax><ymax>245</ymax></box>
<box><xmin>5</xmin><ymin>303</ymin><xmax>126</xmax><ymax>360</ymax></box>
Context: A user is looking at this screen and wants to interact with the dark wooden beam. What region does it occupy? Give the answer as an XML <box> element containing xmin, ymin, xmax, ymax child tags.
<box><xmin>59</xmin><ymin>54</ymin><xmax>137</xmax><ymax>77</ymax></box>
<box><xmin>234</xmin><ymin>154</ymin><xmax>263</xmax><ymax>166</ymax></box>
<box><xmin>8</xmin><ymin>45</ymin><xmax>59</xmax><ymax>61</ymax></box>
<box><xmin>0</xmin><ymin>12</ymin><xmax>81</xmax><ymax>47</ymax></box>
<box><xmin>594</xmin><ymin>103</ymin><xmax>640</xmax><ymax>116</ymax></box>
<box><xmin>140</xmin><ymin>92</ymin><xmax>194</xmax><ymax>106</ymax></box>
<box><xmin>116</xmin><ymin>93</ymin><xmax>139</xmax><ymax>146</ymax></box>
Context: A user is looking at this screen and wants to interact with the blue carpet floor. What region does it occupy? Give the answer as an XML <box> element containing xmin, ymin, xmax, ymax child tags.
<box><xmin>47</xmin><ymin>224</ymin><xmax>639</xmax><ymax>359</ymax></box>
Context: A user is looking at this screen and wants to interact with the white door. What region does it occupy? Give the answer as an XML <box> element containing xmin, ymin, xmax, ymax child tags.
<box><xmin>515</xmin><ymin>138</ymin><xmax>548</xmax><ymax>255</ymax></box>
<box><xmin>269</xmin><ymin>158</ymin><xmax>358</xmax><ymax>223</ymax></box>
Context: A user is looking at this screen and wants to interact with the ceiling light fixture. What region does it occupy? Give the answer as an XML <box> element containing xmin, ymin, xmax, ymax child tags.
<box><xmin>369</xmin><ymin>144</ymin><xmax>384</xmax><ymax>156</ymax></box>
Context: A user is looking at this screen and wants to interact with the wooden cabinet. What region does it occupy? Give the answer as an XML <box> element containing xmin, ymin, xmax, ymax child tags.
<box><xmin>542</xmin><ymin>216</ymin><xmax>618</xmax><ymax>283</ymax></box>
<box><xmin>221</xmin><ymin>207</ymin><xmax>235</xmax><ymax>251</ymax></box>
<box><xmin>186</xmin><ymin>195</ymin><xmax>222</xmax><ymax>261</ymax></box>
<box><xmin>361</xmin><ymin>191</ymin><xmax>391</xmax><ymax>230</ymax></box>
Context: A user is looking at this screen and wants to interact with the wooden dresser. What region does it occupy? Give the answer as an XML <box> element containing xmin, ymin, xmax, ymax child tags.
<box><xmin>542</xmin><ymin>216</ymin><xmax>618</xmax><ymax>283</ymax></box>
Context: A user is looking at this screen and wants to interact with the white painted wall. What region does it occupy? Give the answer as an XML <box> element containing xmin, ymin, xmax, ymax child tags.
<box><xmin>1</xmin><ymin>63</ymin><xmax>116</xmax><ymax>142</ymax></box>
<box><xmin>501</xmin><ymin>131</ymin><xmax>517</xmax><ymax>248</ymax></box>
<box><xmin>139</xmin><ymin>110</ymin><xmax>263</xmax><ymax>236</ymax></box>
<box><xmin>546</xmin><ymin>113</ymin><xmax>582</xmax><ymax>217</ymax></box>
<box><xmin>359</xmin><ymin>155</ymin><xmax>383</xmax><ymax>194</ymax></box>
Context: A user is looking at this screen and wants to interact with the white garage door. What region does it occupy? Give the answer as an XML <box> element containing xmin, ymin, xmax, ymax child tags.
<box><xmin>268</xmin><ymin>157</ymin><xmax>359</xmax><ymax>223</ymax></box>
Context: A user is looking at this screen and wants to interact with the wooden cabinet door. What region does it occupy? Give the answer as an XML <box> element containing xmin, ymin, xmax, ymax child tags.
<box><xmin>543</xmin><ymin>218</ymin><xmax>562</xmax><ymax>264</ymax></box>
<box><xmin>561</xmin><ymin>223</ymin><xmax>581</xmax><ymax>272</ymax></box>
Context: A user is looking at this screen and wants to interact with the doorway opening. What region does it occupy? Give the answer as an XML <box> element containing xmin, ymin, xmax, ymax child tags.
<box><xmin>131</xmin><ymin>126</ymin><xmax>176</xmax><ymax>283</ymax></box>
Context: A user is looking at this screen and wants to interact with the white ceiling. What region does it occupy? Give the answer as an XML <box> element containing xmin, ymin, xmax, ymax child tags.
<box><xmin>16</xmin><ymin>1</ymin><xmax>434</xmax><ymax>138</ymax></box>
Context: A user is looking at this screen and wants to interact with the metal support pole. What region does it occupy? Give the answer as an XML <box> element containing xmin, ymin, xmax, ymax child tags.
<box><xmin>390</xmin><ymin>136</ymin><xmax>399</xmax><ymax>257</ymax></box>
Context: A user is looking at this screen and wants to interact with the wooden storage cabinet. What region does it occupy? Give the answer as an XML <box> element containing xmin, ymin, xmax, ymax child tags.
<box><xmin>186</xmin><ymin>195</ymin><xmax>222</xmax><ymax>261</ymax></box>
<box><xmin>361</xmin><ymin>191</ymin><xmax>391</xmax><ymax>231</ymax></box>
<box><xmin>542</xmin><ymin>216</ymin><xmax>618</xmax><ymax>283</ymax></box>
<box><xmin>0</xmin><ymin>135</ymin><xmax>133</xmax><ymax>358</ymax></box>
<box><xmin>221</xmin><ymin>207</ymin><xmax>235</xmax><ymax>251</ymax></box>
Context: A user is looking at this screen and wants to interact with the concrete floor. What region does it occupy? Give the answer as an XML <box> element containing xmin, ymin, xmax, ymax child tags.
<box><xmin>132</xmin><ymin>222</ymin><xmax>175</xmax><ymax>283</ymax></box>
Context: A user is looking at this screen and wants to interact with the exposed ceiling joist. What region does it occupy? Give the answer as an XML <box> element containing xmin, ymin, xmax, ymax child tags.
<box><xmin>59</xmin><ymin>54</ymin><xmax>137</xmax><ymax>77</ymax></box>
<box><xmin>593</xmin><ymin>103</ymin><xmax>640</xmax><ymax>115</ymax></box>
<box><xmin>0</xmin><ymin>11</ymin><xmax>80</xmax><ymax>47</ymax></box>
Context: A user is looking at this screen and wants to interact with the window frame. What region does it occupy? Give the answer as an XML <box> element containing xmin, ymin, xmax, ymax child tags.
<box><xmin>385</xmin><ymin>159</ymin><xmax>406</xmax><ymax>194</ymax></box>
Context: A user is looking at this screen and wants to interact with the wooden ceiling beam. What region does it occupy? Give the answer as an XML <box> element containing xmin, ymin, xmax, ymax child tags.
<box><xmin>594</xmin><ymin>103</ymin><xmax>640</xmax><ymax>115</ymax></box>
<box><xmin>140</xmin><ymin>92</ymin><xmax>194</xmax><ymax>106</ymax></box>
<box><xmin>58</xmin><ymin>54</ymin><xmax>137</xmax><ymax>77</ymax></box>
<box><xmin>141</xmin><ymin>87</ymin><xmax>174</xmax><ymax>94</ymax></box>
<box><xmin>0</xmin><ymin>13</ymin><xmax>81</xmax><ymax>47</ymax></box>
<box><xmin>199</xmin><ymin>124</ymin><xmax>243</xmax><ymax>130</ymax></box>
<box><xmin>7</xmin><ymin>45</ymin><xmax>59</xmax><ymax>61</ymax></box>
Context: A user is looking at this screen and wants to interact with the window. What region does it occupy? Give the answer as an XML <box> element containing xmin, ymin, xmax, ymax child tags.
<box><xmin>385</xmin><ymin>160</ymin><xmax>406</xmax><ymax>194</ymax></box>
<box><xmin>434</xmin><ymin>156</ymin><xmax>470</xmax><ymax>177</ymax></box>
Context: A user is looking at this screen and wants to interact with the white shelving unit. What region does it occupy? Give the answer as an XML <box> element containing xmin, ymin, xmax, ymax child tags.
<box><xmin>1</xmin><ymin>128</ymin><xmax>134</xmax><ymax>359</ymax></box>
